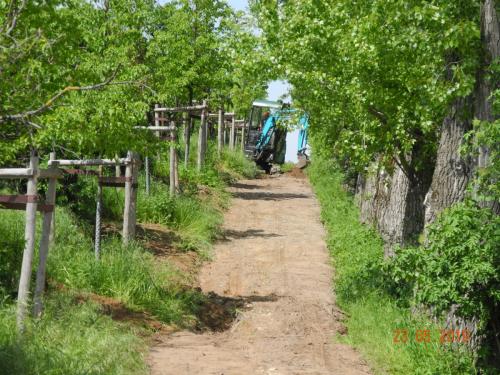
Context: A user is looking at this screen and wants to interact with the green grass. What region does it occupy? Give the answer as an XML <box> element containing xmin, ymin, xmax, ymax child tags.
<box><xmin>280</xmin><ymin>162</ymin><xmax>295</xmax><ymax>173</ymax></box>
<box><xmin>136</xmin><ymin>172</ymin><xmax>224</xmax><ymax>253</ymax></box>
<box><xmin>217</xmin><ymin>148</ymin><xmax>258</xmax><ymax>180</ymax></box>
<box><xmin>307</xmin><ymin>158</ymin><xmax>476</xmax><ymax>375</ymax></box>
<box><xmin>0</xmin><ymin>293</ymin><xmax>147</xmax><ymax>375</ymax></box>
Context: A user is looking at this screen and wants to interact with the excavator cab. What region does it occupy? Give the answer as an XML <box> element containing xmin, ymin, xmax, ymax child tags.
<box><xmin>244</xmin><ymin>100</ymin><xmax>286</xmax><ymax>172</ymax></box>
<box><xmin>244</xmin><ymin>99</ymin><xmax>309</xmax><ymax>172</ymax></box>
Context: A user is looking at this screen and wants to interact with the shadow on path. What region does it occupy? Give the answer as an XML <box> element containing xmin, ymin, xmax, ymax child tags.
<box><xmin>194</xmin><ymin>291</ymin><xmax>280</xmax><ymax>332</ymax></box>
<box><xmin>221</xmin><ymin>228</ymin><xmax>282</xmax><ymax>241</ymax></box>
<box><xmin>233</xmin><ymin>191</ymin><xmax>309</xmax><ymax>201</ymax></box>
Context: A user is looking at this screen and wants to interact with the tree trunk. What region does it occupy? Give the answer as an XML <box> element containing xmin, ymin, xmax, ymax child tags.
<box><xmin>376</xmin><ymin>157</ymin><xmax>432</xmax><ymax>257</ymax></box>
<box><xmin>355</xmin><ymin>165</ymin><xmax>380</xmax><ymax>226</ymax></box>
<box><xmin>424</xmin><ymin>97</ymin><xmax>473</xmax><ymax>226</ymax></box>
<box><xmin>475</xmin><ymin>0</ymin><xmax>500</xmax><ymax>212</ymax></box>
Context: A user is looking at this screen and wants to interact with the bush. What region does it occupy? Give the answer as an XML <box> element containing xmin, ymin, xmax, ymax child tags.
<box><xmin>0</xmin><ymin>211</ymin><xmax>25</xmax><ymax>297</ymax></box>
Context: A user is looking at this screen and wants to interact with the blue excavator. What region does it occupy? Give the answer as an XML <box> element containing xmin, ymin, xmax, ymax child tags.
<box><xmin>244</xmin><ymin>99</ymin><xmax>309</xmax><ymax>173</ymax></box>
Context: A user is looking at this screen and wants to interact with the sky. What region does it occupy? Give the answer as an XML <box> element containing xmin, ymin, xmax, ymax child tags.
<box><xmin>227</xmin><ymin>0</ymin><xmax>247</xmax><ymax>12</ymax></box>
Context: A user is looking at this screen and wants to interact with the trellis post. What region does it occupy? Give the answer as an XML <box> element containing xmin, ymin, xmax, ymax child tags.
<box><xmin>217</xmin><ymin>108</ymin><xmax>224</xmax><ymax>156</ymax></box>
<box><xmin>230</xmin><ymin>116</ymin><xmax>236</xmax><ymax>150</ymax></box>
<box><xmin>114</xmin><ymin>153</ymin><xmax>120</xmax><ymax>177</ymax></box>
<box><xmin>123</xmin><ymin>152</ymin><xmax>138</xmax><ymax>244</ymax></box>
<box><xmin>16</xmin><ymin>153</ymin><xmax>39</xmax><ymax>332</ymax></box>
<box><xmin>94</xmin><ymin>165</ymin><xmax>103</xmax><ymax>259</ymax></box>
<box><xmin>197</xmin><ymin>100</ymin><xmax>207</xmax><ymax>171</ymax></box>
<box><xmin>145</xmin><ymin>155</ymin><xmax>151</xmax><ymax>195</ymax></box>
<box><xmin>33</xmin><ymin>152</ymin><xmax>58</xmax><ymax>317</ymax></box>
<box><xmin>241</xmin><ymin>122</ymin><xmax>246</xmax><ymax>151</ymax></box>
<box><xmin>169</xmin><ymin>121</ymin><xmax>176</xmax><ymax>197</ymax></box>
<box><xmin>184</xmin><ymin>112</ymin><xmax>191</xmax><ymax>167</ymax></box>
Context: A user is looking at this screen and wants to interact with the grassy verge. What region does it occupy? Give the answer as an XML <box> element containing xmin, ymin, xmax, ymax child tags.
<box><xmin>307</xmin><ymin>158</ymin><xmax>475</xmax><ymax>375</ymax></box>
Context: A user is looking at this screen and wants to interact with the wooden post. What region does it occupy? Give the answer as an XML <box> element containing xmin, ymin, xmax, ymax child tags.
<box><xmin>123</xmin><ymin>152</ymin><xmax>138</xmax><ymax>244</ymax></box>
<box><xmin>217</xmin><ymin>108</ymin><xmax>224</xmax><ymax>156</ymax></box>
<box><xmin>154</xmin><ymin>104</ymin><xmax>160</xmax><ymax>138</ymax></box>
<box><xmin>184</xmin><ymin>112</ymin><xmax>191</xmax><ymax>167</ymax></box>
<box><xmin>33</xmin><ymin>153</ymin><xmax>57</xmax><ymax>318</ymax></box>
<box><xmin>154</xmin><ymin>104</ymin><xmax>161</xmax><ymax>161</ymax></box>
<box><xmin>197</xmin><ymin>100</ymin><xmax>207</xmax><ymax>171</ymax></box>
<box><xmin>241</xmin><ymin>122</ymin><xmax>246</xmax><ymax>151</ymax></box>
<box><xmin>230</xmin><ymin>116</ymin><xmax>236</xmax><ymax>150</ymax></box>
<box><xmin>94</xmin><ymin>166</ymin><xmax>103</xmax><ymax>259</ymax></box>
<box><xmin>169</xmin><ymin>121</ymin><xmax>176</xmax><ymax>197</ymax></box>
<box><xmin>115</xmin><ymin>154</ymin><xmax>120</xmax><ymax>177</ymax></box>
<box><xmin>145</xmin><ymin>156</ymin><xmax>151</xmax><ymax>195</ymax></box>
<box><xmin>16</xmin><ymin>154</ymin><xmax>39</xmax><ymax>332</ymax></box>
<box><xmin>174</xmin><ymin>151</ymin><xmax>179</xmax><ymax>192</ymax></box>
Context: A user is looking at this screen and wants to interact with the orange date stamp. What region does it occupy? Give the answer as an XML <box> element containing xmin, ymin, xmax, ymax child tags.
<box><xmin>393</xmin><ymin>328</ymin><xmax>471</xmax><ymax>344</ymax></box>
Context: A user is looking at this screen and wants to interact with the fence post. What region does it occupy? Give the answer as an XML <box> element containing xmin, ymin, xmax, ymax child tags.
<box><xmin>197</xmin><ymin>100</ymin><xmax>207</xmax><ymax>171</ymax></box>
<box><xmin>145</xmin><ymin>155</ymin><xmax>151</xmax><ymax>195</ymax></box>
<box><xmin>123</xmin><ymin>152</ymin><xmax>138</xmax><ymax>244</ymax></box>
<box><xmin>33</xmin><ymin>152</ymin><xmax>58</xmax><ymax>317</ymax></box>
<box><xmin>241</xmin><ymin>122</ymin><xmax>246</xmax><ymax>151</ymax></box>
<box><xmin>230</xmin><ymin>116</ymin><xmax>235</xmax><ymax>150</ymax></box>
<box><xmin>217</xmin><ymin>108</ymin><xmax>224</xmax><ymax>156</ymax></box>
<box><xmin>94</xmin><ymin>165</ymin><xmax>103</xmax><ymax>259</ymax></box>
<box><xmin>184</xmin><ymin>112</ymin><xmax>191</xmax><ymax>167</ymax></box>
<box><xmin>114</xmin><ymin>153</ymin><xmax>120</xmax><ymax>177</ymax></box>
<box><xmin>154</xmin><ymin>104</ymin><xmax>161</xmax><ymax>161</ymax></box>
<box><xmin>169</xmin><ymin>121</ymin><xmax>176</xmax><ymax>197</ymax></box>
<box><xmin>16</xmin><ymin>153</ymin><xmax>39</xmax><ymax>332</ymax></box>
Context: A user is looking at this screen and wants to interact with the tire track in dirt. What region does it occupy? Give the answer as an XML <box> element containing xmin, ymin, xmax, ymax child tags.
<box><xmin>149</xmin><ymin>175</ymin><xmax>371</xmax><ymax>374</ymax></box>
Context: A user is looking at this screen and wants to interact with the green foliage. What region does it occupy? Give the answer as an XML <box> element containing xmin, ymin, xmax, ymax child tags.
<box><xmin>0</xmin><ymin>211</ymin><xmax>24</xmax><ymax>297</ymax></box>
<box><xmin>308</xmin><ymin>158</ymin><xmax>475</xmax><ymax>374</ymax></box>
<box><xmin>218</xmin><ymin>148</ymin><xmax>258</xmax><ymax>180</ymax></box>
<box><xmin>388</xmin><ymin>201</ymin><xmax>500</xmax><ymax>323</ymax></box>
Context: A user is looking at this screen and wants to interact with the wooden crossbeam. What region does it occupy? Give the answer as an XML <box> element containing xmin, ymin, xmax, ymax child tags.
<box><xmin>62</xmin><ymin>168</ymin><xmax>99</xmax><ymax>176</ymax></box>
<box><xmin>208</xmin><ymin>112</ymin><xmax>235</xmax><ymax>118</ymax></box>
<box><xmin>0</xmin><ymin>195</ymin><xmax>54</xmax><ymax>212</ymax></box>
<box><xmin>135</xmin><ymin>126</ymin><xmax>176</xmax><ymax>131</ymax></box>
<box><xmin>0</xmin><ymin>168</ymin><xmax>34</xmax><ymax>179</ymax></box>
<box><xmin>98</xmin><ymin>176</ymin><xmax>137</xmax><ymax>188</ymax></box>
<box><xmin>154</xmin><ymin>104</ymin><xmax>207</xmax><ymax>113</ymax></box>
<box><xmin>49</xmin><ymin>158</ymin><xmax>130</xmax><ymax>167</ymax></box>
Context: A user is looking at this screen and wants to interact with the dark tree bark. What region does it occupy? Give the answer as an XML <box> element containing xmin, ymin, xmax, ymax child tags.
<box><xmin>377</xmin><ymin>160</ymin><xmax>430</xmax><ymax>257</ymax></box>
<box><xmin>475</xmin><ymin>0</ymin><xmax>500</xmax><ymax>213</ymax></box>
<box><xmin>424</xmin><ymin>97</ymin><xmax>473</xmax><ymax>226</ymax></box>
<box><xmin>356</xmin><ymin>154</ymin><xmax>433</xmax><ymax>257</ymax></box>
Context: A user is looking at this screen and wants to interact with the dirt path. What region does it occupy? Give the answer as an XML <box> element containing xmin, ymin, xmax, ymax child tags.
<box><xmin>149</xmin><ymin>175</ymin><xmax>371</xmax><ymax>375</ymax></box>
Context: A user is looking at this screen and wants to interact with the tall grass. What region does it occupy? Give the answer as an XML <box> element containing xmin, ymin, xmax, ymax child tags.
<box><xmin>217</xmin><ymin>148</ymin><xmax>258</xmax><ymax>180</ymax></box>
<box><xmin>307</xmin><ymin>158</ymin><xmax>475</xmax><ymax>375</ymax></box>
<box><xmin>0</xmin><ymin>294</ymin><xmax>147</xmax><ymax>375</ymax></box>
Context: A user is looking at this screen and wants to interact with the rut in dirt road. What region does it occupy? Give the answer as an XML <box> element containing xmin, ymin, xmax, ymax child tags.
<box><xmin>149</xmin><ymin>175</ymin><xmax>371</xmax><ymax>375</ymax></box>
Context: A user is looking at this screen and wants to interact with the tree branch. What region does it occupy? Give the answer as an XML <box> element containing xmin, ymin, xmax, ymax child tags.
<box><xmin>0</xmin><ymin>70</ymin><xmax>155</xmax><ymax>125</ymax></box>
<box><xmin>3</xmin><ymin>0</ymin><xmax>27</xmax><ymax>36</ymax></box>
<box><xmin>367</xmin><ymin>105</ymin><xmax>388</xmax><ymax>125</ymax></box>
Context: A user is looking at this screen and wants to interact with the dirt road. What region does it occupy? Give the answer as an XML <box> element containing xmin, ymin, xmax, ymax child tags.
<box><xmin>149</xmin><ymin>174</ymin><xmax>371</xmax><ymax>374</ymax></box>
